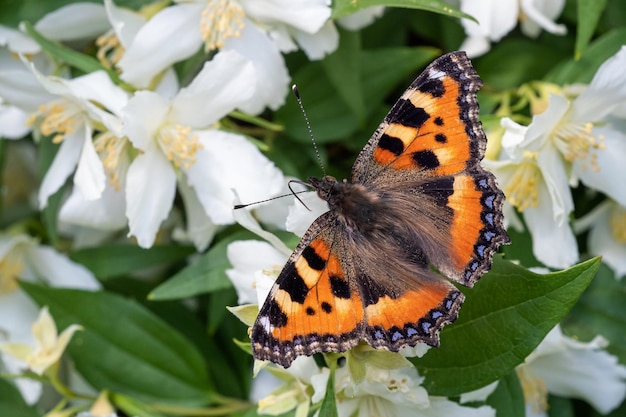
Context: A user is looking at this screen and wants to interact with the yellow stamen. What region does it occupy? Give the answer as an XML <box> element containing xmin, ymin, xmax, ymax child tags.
<box><xmin>610</xmin><ymin>206</ymin><xmax>626</xmax><ymax>243</ymax></box>
<box><xmin>158</xmin><ymin>124</ymin><xmax>203</xmax><ymax>169</ymax></box>
<box><xmin>200</xmin><ymin>0</ymin><xmax>245</xmax><ymax>51</ymax></box>
<box><xmin>553</xmin><ymin>121</ymin><xmax>605</xmax><ymax>172</ymax></box>
<box><xmin>30</xmin><ymin>101</ymin><xmax>81</xmax><ymax>144</ymax></box>
<box><xmin>0</xmin><ymin>248</ymin><xmax>24</xmax><ymax>294</ymax></box>
<box><xmin>517</xmin><ymin>366</ymin><xmax>549</xmax><ymax>413</ymax></box>
<box><xmin>96</xmin><ymin>32</ymin><xmax>125</xmax><ymax>70</ymax></box>
<box><xmin>504</xmin><ymin>151</ymin><xmax>541</xmax><ymax>211</ymax></box>
<box><xmin>94</xmin><ymin>132</ymin><xmax>129</xmax><ymax>191</ymax></box>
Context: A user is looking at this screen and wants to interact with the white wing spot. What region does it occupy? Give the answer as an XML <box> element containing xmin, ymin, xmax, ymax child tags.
<box><xmin>258</xmin><ymin>316</ymin><xmax>273</xmax><ymax>334</ymax></box>
<box><xmin>428</xmin><ymin>69</ymin><xmax>445</xmax><ymax>80</ymax></box>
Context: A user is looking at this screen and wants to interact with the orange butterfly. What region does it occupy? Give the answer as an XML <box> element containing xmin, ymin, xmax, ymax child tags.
<box><xmin>252</xmin><ymin>51</ymin><xmax>510</xmax><ymax>368</ymax></box>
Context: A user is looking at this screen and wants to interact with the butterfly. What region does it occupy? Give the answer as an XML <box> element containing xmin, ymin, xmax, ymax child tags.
<box><xmin>251</xmin><ymin>51</ymin><xmax>510</xmax><ymax>368</ymax></box>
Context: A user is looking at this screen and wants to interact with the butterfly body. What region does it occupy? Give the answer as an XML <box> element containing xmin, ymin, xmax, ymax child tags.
<box><xmin>252</xmin><ymin>52</ymin><xmax>510</xmax><ymax>368</ymax></box>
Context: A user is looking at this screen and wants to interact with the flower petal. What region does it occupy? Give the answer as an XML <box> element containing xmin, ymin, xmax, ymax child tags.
<box><xmin>292</xmin><ymin>20</ymin><xmax>338</xmax><ymax>60</ymax></box>
<box><xmin>242</xmin><ymin>0</ymin><xmax>330</xmax><ymax>34</ymax></box>
<box><xmin>223</xmin><ymin>21</ymin><xmax>290</xmax><ymax>114</ymax></box>
<box><xmin>523</xmin><ymin>180</ymin><xmax>578</xmax><ymax>268</ymax></box>
<box><xmin>177</xmin><ymin>178</ymin><xmax>217</xmax><ymax>251</ymax></box>
<box><xmin>226</xmin><ymin>240</ymin><xmax>286</xmax><ymax>304</ymax></box>
<box><xmin>0</xmin><ymin>104</ymin><xmax>29</xmax><ymax>139</ymax></box>
<box><xmin>122</xmin><ymin>90</ymin><xmax>170</xmax><ymax>150</ymax></box>
<box><xmin>38</xmin><ymin>126</ymin><xmax>86</xmax><ymax>209</ymax></box>
<box><xmin>35</xmin><ymin>3</ymin><xmax>109</xmax><ymax>41</ymax></box>
<box><xmin>118</xmin><ymin>3</ymin><xmax>203</xmax><ymax>88</ymax></box>
<box><xmin>285</xmin><ymin>191</ymin><xmax>328</xmax><ymax>236</ymax></box>
<box><xmin>104</xmin><ymin>0</ymin><xmax>146</xmax><ymax>47</ymax></box>
<box><xmin>171</xmin><ymin>50</ymin><xmax>256</xmax><ymax>127</ymax></box>
<box><xmin>125</xmin><ymin>143</ymin><xmax>177</xmax><ymax>248</ymax></box>
<box><xmin>573</xmin><ymin>126</ymin><xmax>626</xmax><ymax>206</ymax></box>
<box><xmin>27</xmin><ymin>246</ymin><xmax>101</xmax><ymax>290</ymax></box>
<box><xmin>74</xmin><ymin>128</ymin><xmax>106</xmax><ymax>200</ymax></box>
<box><xmin>59</xmin><ymin>181</ymin><xmax>127</xmax><ymax>230</ymax></box>
<box><xmin>185</xmin><ymin>130</ymin><xmax>284</xmax><ymax>224</ymax></box>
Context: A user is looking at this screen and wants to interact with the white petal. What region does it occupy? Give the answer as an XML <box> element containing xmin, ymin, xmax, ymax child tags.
<box><xmin>519</xmin><ymin>0</ymin><xmax>566</xmax><ymax>37</ymax></box>
<box><xmin>574</xmin><ymin>46</ymin><xmax>626</xmax><ymax>121</ymax></box>
<box><xmin>525</xmin><ymin>94</ymin><xmax>570</xmax><ymax>151</ymax></box>
<box><xmin>59</xmin><ymin>181</ymin><xmax>127</xmax><ymax>230</ymax></box>
<box><xmin>459</xmin><ymin>35</ymin><xmax>492</xmax><ymax>58</ymax></box>
<box><xmin>35</xmin><ymin>3</ymin><xmax>109</xmax><ymax>41</ymax></box>
<box><xmin>338</xmin><ymin>6</ymin><xmax>385</xmax><ymax>31</ymax></box>
<box><xmin>254</xmin><ymin>178</ymin><xmax>308</xmax><ymax>230</ymax></box>
<box><xmin>171</xmin><ymin>50</ymin><xmax>256</xmax><ymax>127</ymax></box>
<box><xmin>38</xmin><ymin>126</ymin><xmax>86</xmax><ymax>209</ymax></box>
<box><xmin>523</xmin><ymin>181</ymin><xmax>578</xmax><ymax>268</ymax></box>
<box><xmin>125</xmin><ymin>144</ymin><xmax>177</xmax><ymax>248</ymax></box>
<box><xmin>26</xmin><ymin>246</ymin><xmax>100</xmax><ymax>290</ymax></box>
<box><xmin>122</xmin><ymin>91</ymin><xmax>170</xmax><ymax>150</ymax></box>
<box><xmin>0</xmin><ymin>290</ymin><xmax>39</xmax><ymax>343</ymax></box>
<box><xmin>185</xmin><ymin>130</ymin><xmax>284</xmax><ymax>224</ymax></box>
<box><xmin>460</xmin><ymin>0</ymin><xmax>518</xmax><ymax>41</ymax></box>
<box><xmin>232</xmin><ymin>195</ymin><xmax>292</xmax><ymax>257</ymax></box>
<box><xmin>118</xmin><ymin>3</ymin><xmax>203</xmax><ymax>88</ymax></box>
<box><xmin>586</xmin><ymin>202</ymin><xmax>626</xmax><ymax>278</ymax></box>
<box><xmin>241</xmin><ymin>0</ymin><xmax>330</xmax><ymax>34</ymax></box>
<box><xmin>460</xmin><ymin>381</ymin><xmax>499</xmax><ymax>403</ymax></box>
<box><xmin>0</xmin><ymin>69</ymin><xmax>55</xmax><ymax>113</ymax></box>
<box><xmin>74</xmin><ymin>129</ymin><xmax>106</xmax><ymax>200</ymax></box>
<box><xmin>536</xmin><ymin>144</ymin><xmax>574</xmax><ymax>225</ymax></box>
<box><xmin>226</xmin><ymin>240</ymin><xmax>286</xmax><ymax>305</ymax></box>
<box><xmin>0</xmin><ymin>105</ymin><xmax>29</xmax><ymax>139</ymax></box>
<box><xmin>154</xmin><ymin>68</ymin><xmax>180</xmax><ymax>100</ymax></box>
<box><xmin>531</xmin><ymin>344</ymin><xmax>626</xmax><ymax>413</ymax></box>
<box><xmin>177</xmin><ymin>178</ymin><xmax>217</xmax><ymax>251</ymax></box>
<box><xmin>424</xmin><ymin>397</ymin><xmax>495</xmax><ymax>417</ymax></box>
<box><xmin>573</xmin><ymin>126</ymin><xmax>626</xmax><ymax>206</ymax></box>
<box><xmin>292</xmin><ymin>20</ymin><xmax>338</xmax><ymax>60</ymax></box>
<box><xmin>104</xmin><ymin>0</ymin><xmax>146</xmax><ymax>47</ymax></box>
<box><xmin>63</xmin><ymin>71</ymin><xmax>128</xmax><ymax>116</ymax></box>
<box><xmin>285</xmin><ymin>191</ymin><xmax>328</xmax><ymax>236</ymax></box>
<box><xmin>0</xmin><ymin>25</ymin><xmax>39</xmax><ymax>53</ymax></box>
<box><xmin>223</xmin><ymin>21</ymin><xmax>290</xmax><ymax>114</ymax></box>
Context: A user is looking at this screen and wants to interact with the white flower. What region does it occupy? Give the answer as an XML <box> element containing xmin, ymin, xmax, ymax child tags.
<box><xmin>521</xmin><ymin>47</ymin><xmax>626</xmax><ymax>207</ymax></box>
<box><xmin>484</xmin><ymin>118</ymin><xmax>578</xmax><ymax>268</ymax></box>
<box><xmin>575</xmin><ymin>200</ymin><xmax>626</xmax><ymax>279</ymax></box>
<box><xmin>0</xmin><ymin>234</ymin><xmax>99</xmax><ymax>403</ymax></box>
<box><xmin>122</xmin><ymin>50</ymin><xmax>284</xmax><ymax>248</ymax></box>
<box><xmin>0</xmin><ymin>306</ymin><xmax>82</xmax><ymax>375</ymax></box>
<box><xmin>459</xmin><ymin>0</ymin><xmax>566</xmax><ymax>57</ymax></box>
<box><xmin>22</xmin><ymin>64</ymin><xmax>128</xmax><ymax>208</ymax></box>
<box><xmin>332</xmin><ymin>362</ymin><xmax>494</xmax><ymax>417</ymax></box>
<box><xmin>518</xmin><ymin>325</ymin><xmax>626</xmax><ymax>416</ymax></box>
<box><xmin>337</xmin><ymin>6</ymin><xmax>385</xmax><ymax>31</ymax></box>
<box><xmin>114</xmin><ymin>0</ymin><xmax>332</xmax><ymax>112</ymax></box>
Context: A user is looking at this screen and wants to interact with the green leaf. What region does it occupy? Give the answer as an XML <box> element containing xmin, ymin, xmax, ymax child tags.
<box><xmin>0</xmin><ymin>379</ymin><xmax>40</xmax><ymax>417</ymax></box>
<box><xmin>486</xmin><ymin>372</ymin><xmax>525</xmax><ymax>417</ymax></box>
<box><xmin>575</xmin><ymin>0</ymin><xmax>608</xmax><ymax>59</ymax></box>
<box><xmin>321</xmin><ymin>29</ymin><xmax>365</xmax><ymax>123</ymax></box>
<box><xmin>546</xmin><ymin>28</ymin><xmax>626</xmax><ymax>84</ymax></box>
<box><xmin>278</xmin><ymin>46</ymin><xmax>438</xmax><ymax>144</ymax></box>
<box><xmin>318</xmin><ymin>368</ymin><xmax>338</xmax><ymax>417</ymax></box>
<box><xmin>562</xmin><ymin>263</ymin><xmax>626</xmax><ymax>364</ymax></box>
<box><xmin>70</xmin><ymin>244</ymin><xmax>195</xmax><ymax>280</ymax></box>
<box><xmin>547</xmin><ymin>395</ymin><xmax>576</xmax><ymax>417</ymax></box>
<box><xmin>21</xmin><ymin>283</ymin><xmax>214</xmax><ymax>406</ymax></box>
<box><xmin>331</xmin><ymin>0</ymin><xmax>475</xmax><ymax>22</ymax></box>
<box><xmin>411</xmin><ymin>256</ymin><xmax>601</xmax><ymax>396</ymax></box>
<box><xmin>149</xmin><ymin>230</ymin><xmax>256</xmax><ymax>300</ymax></box>
<box><xmin>21</xmin><ymin>22</ymin><xmax>130</xmax><ymax>89</ymax></box>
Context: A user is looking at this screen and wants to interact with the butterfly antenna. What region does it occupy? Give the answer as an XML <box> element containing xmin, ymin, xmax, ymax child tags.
<box><xmin>233</xmin><ymin>188</ymin><xmax>310</xmax><ymax>210</ymax></box>
<box><xmin>292</xmin><ymin>85</ymin><xmax>326</xmax><ymax>175</ymax></box>
<box><xmin>288</xmin><ymin>179</ymin><xmax>312</xmax><ymax>211</ymax></box>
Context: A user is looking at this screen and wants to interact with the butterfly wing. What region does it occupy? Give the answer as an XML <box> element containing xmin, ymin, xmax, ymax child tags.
<box><xmin>251</xmin><ymin>212</ymin><xmax>365</xmax><ymax>367</ymax></box>
<box><xmin>251</xmin><ymin>211</ymin><xmax>464</xmax><ymax>367</ymax></box>
<box><xmin>351</xmin><ymin>51</ymin><xmax>509</xmax><ymax>286</ymax></box>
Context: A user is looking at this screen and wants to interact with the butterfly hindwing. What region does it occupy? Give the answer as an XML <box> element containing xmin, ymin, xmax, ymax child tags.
<box><xmin>251</xmin><ymin>213</ymin><xmax>365</xmax><ymax>368</ymax></box>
